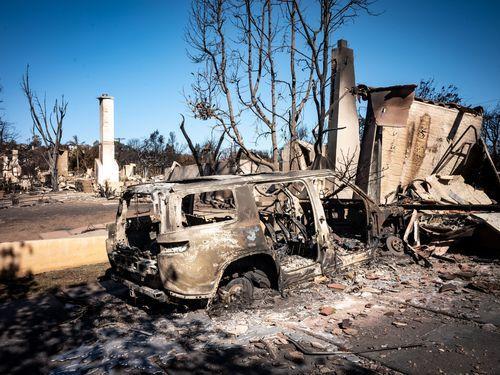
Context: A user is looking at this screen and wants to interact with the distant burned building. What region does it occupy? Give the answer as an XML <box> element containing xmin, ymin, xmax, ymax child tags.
<box><xmin>57</xmin><ymin>149</ymin><xmax>69</xmax><ymax>177</ymax></box>
<box><xmin>356</xmin><ymin>85</ymin><xmax>484</xmax><ymax>203</ymax></box>
<box><xmin>2</xmin><ymin>149</ymin><xmax>21</xmax><ymax>183</ymax></box>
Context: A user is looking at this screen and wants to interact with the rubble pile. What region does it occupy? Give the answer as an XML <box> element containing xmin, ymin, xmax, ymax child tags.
<box><xmin>400</xmin><ymin>174</ymin><xmax>493</xmax><ymax>205</ymax></box>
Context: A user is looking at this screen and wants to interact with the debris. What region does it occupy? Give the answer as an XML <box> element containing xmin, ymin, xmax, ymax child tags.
<box><xmin>332</xmin><ymin>327</ymin><xmax>343</xmax><ymax>335</ymax></box>
<box><xmin>285</xmin><ymin>333</ymin><xmax>424</xmax><ymax>356</ymax></box>
<box><xmin>314</xmin><ymin>275</ymin><xmax>329</xmax><ymax>284</ymax></box>
<box><xmin>481</xmin><ymin>323</ymin><xmax>496</xmax><ymax>332</ymax></box>
<box><xmin>327</xmin><ymin>283</ymin><xmax>347</xmax><ymax>291</ymax></box>
<box><xmin>429</xmin><ymin>240</ymin><xmax>453</xmax><ymax>256</ymax></box>
<box><xmin>431</xmin><ymin>253</ymin><xmax>457</xmax><ymax>263</ymax></box>
<box><xmin>342</xmin><ymin>328</ymin><xmax>358</xmax><ymax>336</ymax></box>
<box><xmin>131</xmin><ymin>328</ymin><xmax>153</xmax><ymax>336</ymax></box>
<box><xmin>438</xmin><ymin>272</ymin><xmax>456</xmax><ymax>281</ymax></box>
<box><xmin>439</xmin><ymin>283</ymin><xmax>458</xmax><ymax>293</ymax></box>
<box><xmin>262</xmin><ymin>339</ymin><xmax>279</xmax><ymax>359</ymax></box>
<box><xmin>319</xmin><ymin>306</ymin><xmax>336</xmax><ymax>316</ymax></box>
<box><xmin>454</xmin><ymin>271</ymin><xmax>475</xmax><ymax>280</ymax></box>
<box><xmin>361</xmin><ymin>286</ymin><xmax>382</xmax><ymax>294</ymax></box>
<box><xmin>407</xmin><ymin>175</ymin><xmax>493</xmax><ymax>206</ymax></box>
<box><xmin>339</xmin><ymin>319</ymin><xmax>352</xmax><ymax>329</ymax></box>
<box><xmin>284</xmin><ymin>350</ymin><xmax>305</xmax><ymax>364</ymax></box>
<box><xmin>465</xmin><ymin>281</ymin><xmax>494</xmax><ymax>294</ymax></box>
<box><xmin>275</xmin><ymin>332</ymin><xmax>289</xmax><ymax>345</ymax></box>
<box><xmin>471</xmin><ymin>212</ymin><xmax>500</xmax><ymax>236</ymax></box>
<box><xmin>253</xmin><ymin>342</ymin><xmax>266</xmax><ymax>349</ymax></box>
<box><xmin>392</xmin><ymin>321</ymin><xmax>408</xmax><ymax>328</ymax></box>
<box><xmin>310</xmin><ymin>341</ymin><xmax>327</xmax><ymax>350</ymax></box>
<box><xmin>227</xmin><ymin>324</ymin><xmax>248</xmax><ymax>336</ymax></box>
<box><xmin>75</xmin><ymin>179</ymin><xmax>94</xmax><ymax>193</ymax></box>
<box><xmin>345</xmin><ymin>271</ymin><xmax>356</xmax><ymax>280</ymax></box>
<box><xmin>459</xmin><ymin>263</ymin><xmax>472</xmax><ymax>272</ymax></box>
<box><xmin>419</xmin><ymin>213</ymin><xmax>481</xmax><ymax>242</ymax></box>
<box><xmin>355</xmin><ymin>83</ymin><xmax>489</xmax><ymax>204</ymax></box>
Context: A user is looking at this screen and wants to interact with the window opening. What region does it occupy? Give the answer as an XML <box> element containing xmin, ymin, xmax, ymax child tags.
<box><xmin>253</xmin><ymin>181</ymin><xmax>317</xmax><ymax>271</ymax></box>
<box><xmin>181</xmin><ymin>189</ymin><xmax>236</xmax><ymax>227</ymax></box>
<box><xmin>124</xmin><ymin>194</ymin><xmax>159</xmax><ymax>255</ymax></box>
<box><xmin>318</xmin><ymin>177</ymin><xmax>368</xmax><ymax>244</ymax></box>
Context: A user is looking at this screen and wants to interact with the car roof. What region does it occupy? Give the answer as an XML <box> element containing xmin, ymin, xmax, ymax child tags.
<box><xmin>126</xmin><ymin>169</ymin><xmax>342</xmax><ymax>194</ymax></box>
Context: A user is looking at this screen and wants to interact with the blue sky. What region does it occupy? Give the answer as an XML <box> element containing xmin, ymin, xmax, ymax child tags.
<box><xmin>1</xmin><ymin>0</ymin><xmax>499</xmax><ymax>148</ymax></box>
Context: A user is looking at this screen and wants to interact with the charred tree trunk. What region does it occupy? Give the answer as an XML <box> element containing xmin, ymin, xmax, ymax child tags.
<box><xmin>21</xmin><ymin>66</ymin><xmax>66</xmax><ymax>191</ymax></box>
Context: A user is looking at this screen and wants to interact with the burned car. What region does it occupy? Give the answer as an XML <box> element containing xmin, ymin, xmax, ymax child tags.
<box><xmin>106</xmin><ymin>170</ymin><xmax>391</xmax><ymax>305</ymax></box>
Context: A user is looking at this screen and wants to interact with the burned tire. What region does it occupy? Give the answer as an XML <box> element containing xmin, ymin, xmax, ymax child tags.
<box><xmin>244</xmin><ymin>270</ymin><xmax>271</xmax><ymax>289</ymax></box>
<box><xmin>386</xmin><ymin>235</ymin><xmax>404</xmax><ymax>253</ymax></box>
<box><xmin>219</xmin><ymin>277</ymin><xmax>254</xmax><ymax>305</ymax></box>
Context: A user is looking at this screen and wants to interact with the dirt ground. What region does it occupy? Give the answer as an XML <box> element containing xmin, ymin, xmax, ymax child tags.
<box><xmin>0</xmin><ymin>192</ymin><xmax>118</xmax><ymax>242</ymax></box>
<box><xmin>1</xmin><ymin>252</ymin><xmax>499</xmax><ymax>374</ymax></box>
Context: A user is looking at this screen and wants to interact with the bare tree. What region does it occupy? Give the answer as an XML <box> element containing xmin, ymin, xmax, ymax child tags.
<box><xmin>185</xmin><ymin>0</ymin><xmax>373</xmax><ymax>172</ymax></box>
<box><xmin>0</xmin><ymin>120</ymin><xmax>16</xmax><ymax>152</ymax></box>
<box><xmin>415</xmin><ymin>78</ymin><xmax>462</xmax><ymax>104</ymax></box>
<box><xmin>482</xmin><ymin>105</ymin><xmax>500</xmax><ymax>168</ymax></box>
<box><xmin>293</xmin><ymin>0</ymin><xmax>374</xmax><ymax>165</ymax></box>
<box><xmin>21</xmin><ymin>66</ymin><xmax>67</xmax><ymax>191</ymax></box>
<box><xmin>184</xmin><ymin>0</ymin><xmax>317</xmax><ymax>171</ymax></box>
<box><xmin>180</xmin><ymin>114</ymin><xmax>225</xmax><ymax>176</ymax></box>
<box><xmin>0</xmin><ymin>83</ymin><xmax>17</xmax><ymax>156</ymax></box>
<box><xmin>186</xmin><ymin>0</ymin><xmax>278</xmax><ymax>170</ymax></box>
<box><xmin>0</xmin><ymin>104</ymin><xmax>17</xmax><ymax>156</ymax></box>
<box><xmin>0</xmin><ymin>83</ymin><xmax>19</xmax><ymax>186</ymax></box>
<box><xmin>233</xmin><ymin>0</ymin><xmax>320</xmax><ymax>169</ymax></box>
<box><xmin>233</xmin><ymin>0</ymin><xmax>280</xmax><ymax>168</ymax></box>
<box><xmin>285</xmin><ymin>1</ymin><xmax>315</xmax><ymax>143</ymax></box>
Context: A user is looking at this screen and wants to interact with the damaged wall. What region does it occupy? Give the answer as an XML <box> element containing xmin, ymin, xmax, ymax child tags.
<box><xmin>357</xmin><ymin>85</ymin><xmax>483</xmax><ymax>203</ymax></box>
<box><xmin>381</xmin><ymin>100</ymin><xmax>483</xmax><ymax>200</ymax></box>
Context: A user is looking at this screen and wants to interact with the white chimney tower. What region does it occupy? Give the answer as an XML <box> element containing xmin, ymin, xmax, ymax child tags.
<box><xmin>95</xmin><ymin>94</ymin><xmax>119</xmax><ymax>185</ymax></box>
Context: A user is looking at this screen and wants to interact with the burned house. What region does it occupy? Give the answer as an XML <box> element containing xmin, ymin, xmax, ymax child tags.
<box><xmin>354</xmin><ymin>85</ymin><xmax>500</xmax><ymax>259</ymax></box>
<box><xmin>1</xmin><ymin>150</ymin><xmax>21</xmax><ymax>184</ymax></box>
<box><xmin>355</xmin><ymin>85</ymin><xmax>493</xmax><ymax>203</ymax></box>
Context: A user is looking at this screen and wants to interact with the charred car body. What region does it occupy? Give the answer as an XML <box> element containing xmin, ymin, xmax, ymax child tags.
<box><xmin>106</xmin><ymin>170</ymin><xmax>393</xmax><ymax>305</ymax></box>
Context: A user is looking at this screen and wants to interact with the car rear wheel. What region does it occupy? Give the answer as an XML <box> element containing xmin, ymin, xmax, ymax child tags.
<box><xmin>244</xmin><ymin>270</ymin><xmax>271</xmax><ymax>289</ymax></box>
<box><xmin>219</xmin><ymin>276</ymin><xmax>254</xmax><ymax>305</ymax></box>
